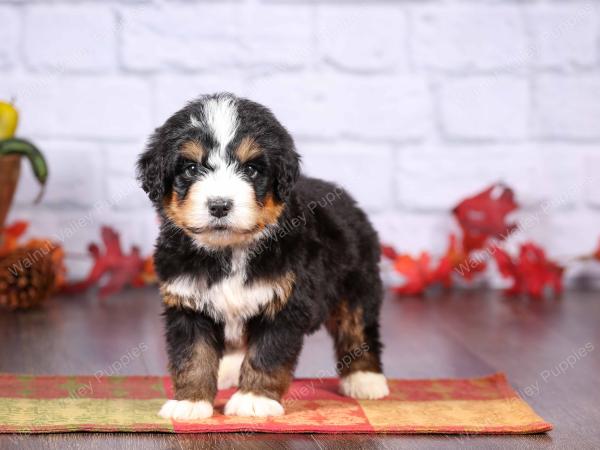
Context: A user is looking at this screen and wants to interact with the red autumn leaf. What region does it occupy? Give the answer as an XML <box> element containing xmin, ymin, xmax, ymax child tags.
<box><xmin>132</xmin><ymin>256</ymin><xmax>157</xmax><ymax>287</ymax></box>
<box><xmin>384</xmin><ymin>235</ymin><xmax>487</xmax><ymax>295</ymax></box>
<box><xmin>453</xmin><ymin>183</ymin><xmax>518</xmax><ymax>253</ymax></box>
<box><xmin>431</xmin><ymin>253</ymin><xmax>453</xmax><ymax>289</ymax></box>
<box><xmin>2</xmin><ymin>220</ymin><xmax>28</xmax><ymax>238</ymax></box>
<box><xmin>64</xmin><ymin>226</ymin><xmax>145</xmax><ymax>298</ymax></box>
<box><xmin>381</xmin><ymin>245</ymin><xmax>398</xmax><ymax>260</ymax></box>
<box><xmin>442</xmin><ymin>234</ymin><xmax>462</xmax><ymax>267</ymax></box>
<box><xmin>440</xmin><ymin>233</ymin><xmax>487</xmax><ymax>282</ymax></box>
<box><xmin>0</xmin><ymin>220</ymin><xmax>29</xmax><ymax>257</ymax></box>
<box><xmin>519</xmin><ymin>243</ymin><xmax>564</xmax><ymax>299</ymax></box>
<box><xmin>493</xmin><ymin>242</ymin><xmax>563</xmax><ymax>299</ymax></box>
<box><xmin>594</xmin><ymin>238</ymin><xmax>600</xmax><ymax>262</ymax></box>
<box><xmin>392</xmin><ymin>252</ymin><xmax>432</xmax><ymax>296</ymax></box>
<box><xmin>429</xmin><ymin>235</ymin><xmax>459</xmax><ymax>288</ymax></box>
<box><xmin>492</xmin><ymin>246</ymin><xmax>520</xmax><ymax>296</ymax></box>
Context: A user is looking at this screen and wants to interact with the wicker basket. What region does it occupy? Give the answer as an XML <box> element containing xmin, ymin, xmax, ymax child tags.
<box><xmin>0</xmin><ymin>155</ymin><xmax>21</xmax><ymax>235</ymax></box>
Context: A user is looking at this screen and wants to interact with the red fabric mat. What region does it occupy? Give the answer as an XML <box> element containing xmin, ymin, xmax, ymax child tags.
<box><xmin>0</xmin><ymin>373</ymin><xmax>551</xmax><ymax>434</ymax></box>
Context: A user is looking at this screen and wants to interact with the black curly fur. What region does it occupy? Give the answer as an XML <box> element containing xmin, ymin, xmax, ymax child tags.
<box><xmin>138</xmin><ymin>93</ymin><xmax>385</xmax><ymax>405</ymax></box>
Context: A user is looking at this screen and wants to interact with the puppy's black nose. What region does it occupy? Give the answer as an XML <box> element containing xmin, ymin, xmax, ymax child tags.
<box><xmin>208</xmin><ymin>198</ymin><xmax>233</xmax><ymax>218</ymax></box>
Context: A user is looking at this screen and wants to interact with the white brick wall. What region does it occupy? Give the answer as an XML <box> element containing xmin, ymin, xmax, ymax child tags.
<box><xmin>300</xmin><ymin>140</ymin><xmax>395</xmax><ymax>211</ymax></box>
<box><xmin>0</xmin><ymin>7</ymin><xmax>19</xmax><ymax>69</ymax></box>
<box><xmin>1</xmin><ymin>0</ymin><xmax>598</xmax><ymax>281</ymax></box>
<box><xmin>534</xmin><ymin>75</ymin><xmax>600</xmax><ymax>139</ymax></box>
<box><xmin>316</xmin><ymin>4</ymin><xmax>409</xmax><ymax>72</ymax></box>
<box><xmin>439</xmin><ymin>77</ymin><xmax>530</xmax><ymax>140</ymax></box>
<box><xmin>412</xmin><ymin>5</ymin><xmax>530</xmax><ymax>72</ymax></box>
<box><xmin>527</xmin><ymin>4</ymin><xmax>599</xmax><ymax>69</ymax></box>
<box><xmin>24</xmin><ymin>5</ymin><xmax>116</xmax><ymax>73</ymax></box>
<box><xmin>120</xmin><ymin>4</ymin><xmax>241</xmax><ymax>72</ymax></box>
<box><xmin>241</xmin><ymin>3</ymin><xmax>314</xmax><ymax>70</ymax></box>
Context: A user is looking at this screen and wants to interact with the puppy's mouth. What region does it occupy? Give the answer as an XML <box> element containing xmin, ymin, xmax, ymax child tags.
<box><xmin>185</xmin><ymin>224</ymin><xmax>258</xmax><ymax>235</ymax></box>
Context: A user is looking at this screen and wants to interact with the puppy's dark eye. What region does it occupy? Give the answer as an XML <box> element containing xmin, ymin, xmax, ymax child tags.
<box><xmin>246</xmin><ymin>164</ymin><xmax>259</xmax><ymax>180</ymax></box>
<box><xmin>184</xmin><ymin>163</ymin><xmax>200</xmax><ymax>177</ymax></box>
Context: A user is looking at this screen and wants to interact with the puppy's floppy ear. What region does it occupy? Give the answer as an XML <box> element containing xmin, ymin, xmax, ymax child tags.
<box><xmin>137</xmin><ymin>129</ymin><xmax>167</xmax><ymax>206</ymax></box>
<box><xmin>273</xmin><ymin>146</ymin><xmax>300</xmax><ymax>202</ymax></box>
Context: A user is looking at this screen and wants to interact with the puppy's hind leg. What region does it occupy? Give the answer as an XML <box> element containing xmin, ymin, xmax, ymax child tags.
<box><xmin>326</xmin><ymin>299</ymin><xmax>389</xmax><ymax>400</ymax></box>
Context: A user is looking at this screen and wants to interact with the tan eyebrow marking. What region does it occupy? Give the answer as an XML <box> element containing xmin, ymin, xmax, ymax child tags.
<box><xmin>235</xmin><ymin>136</ymin><xmax>262</xmax><ymax>163</ymax></box>
<box><xmin>180</xmin><ymin>141</ymin><xmax>205</xmax><ymax>161</ymax></box>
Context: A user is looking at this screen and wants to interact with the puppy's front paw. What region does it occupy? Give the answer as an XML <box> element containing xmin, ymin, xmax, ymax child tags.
<box><xmin>158</xmin><ymin>399</ymin><xmax>214</xmax><ymax>420</ymax></box>
<box><xmin>340</xmin><ymin>371</ymin><xmax>390</xmax><ymax>400</ymax></box>
<box><xmin>224</xmin><ymin>391</ymin><xmax>284</xmax><ymax>417</ymax></box>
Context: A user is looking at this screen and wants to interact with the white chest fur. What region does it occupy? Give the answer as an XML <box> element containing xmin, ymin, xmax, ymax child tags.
<box><xmin>162</xmin><ymin>249</ymin><xmax>277</xmax><ymax>346</ymax></box>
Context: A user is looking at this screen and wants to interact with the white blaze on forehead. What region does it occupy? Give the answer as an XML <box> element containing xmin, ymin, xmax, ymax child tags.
<box><xmin>198</xmin><ymin>95</ymin><xmax>239</xmax><ymax>157</ymax></box>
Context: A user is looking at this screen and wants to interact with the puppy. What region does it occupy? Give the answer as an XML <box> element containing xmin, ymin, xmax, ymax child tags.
<box><xmin>137</xmin><ymin>93</ymin><xmax>388</xmax><ymax>420</ymax></box>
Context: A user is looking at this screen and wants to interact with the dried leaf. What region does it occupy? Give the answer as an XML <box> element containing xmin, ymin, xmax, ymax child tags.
<box><xmin>392</xmin><ymin>252</ymin><xmax>432</xmax><ymax>295</ymax></box>
<box><xmin>64</xmin><ymin>226</ymin><xmax>145</xmax><ymax>298</ymax></box>
<box><xmin>381</xmin><ymin>245</ymin><xmax>398</xmax><ymax>261</ymax></box>
<box><xmin>133</xmin><ymin>256</ymin><xmax>157</xmax><ymax>287</ymax></box>
<box><xmin>493</xmin><ymin>242</ymin><xmax>563</xmax><ymax>299</ymax></box>
<box><xmin>444</xmin><ymin>234</ymin><xmax>487</xmax><ymax>281</ymax></box>
<box><xmin>0</xmin><ymin>220</ymin><xmax>28</xmax><ymax>257</ymax></box>
<box><xmin>453</xmin><ymin>184</ymin><xmax>518</xmax><ymax>253</ymax></box>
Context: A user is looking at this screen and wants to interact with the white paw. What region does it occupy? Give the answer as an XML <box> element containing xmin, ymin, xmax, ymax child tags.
<box><xmin>224</xmin><ymin>391</ymin><xmax>284</xmax><ymax>417</ymax></box>
<box><xmin>340</xmin><ymin>371</ymin><xmax>390</xmax><ymax>400</ymax></box>
<box><xmin>158</xmin><ymin>399</ymin><xmax>213</xmax><ymax>420</ymax></box>
<box><xmin>218</xmin><ymin>349</ymin><xmax>245</xmax><ymax>390</ymax></box>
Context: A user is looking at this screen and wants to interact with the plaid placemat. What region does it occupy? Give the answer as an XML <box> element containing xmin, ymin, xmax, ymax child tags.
<box><xmin>0</xmin><ymin>373</ymin><xmax>551</xmax><ymax>434</ymax></box>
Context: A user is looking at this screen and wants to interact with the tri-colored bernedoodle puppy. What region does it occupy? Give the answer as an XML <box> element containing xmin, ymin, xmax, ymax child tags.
<box><xmin>137</xmin><ymin>93</ymin><xmax>388</xmax><ymax>420</ymax></box>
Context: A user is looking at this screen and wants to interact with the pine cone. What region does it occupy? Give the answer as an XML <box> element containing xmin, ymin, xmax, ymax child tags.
<box><xmin>0</xmin><ymin>244</ymin><xmax>57</xmax><ymax>310</ymax></box>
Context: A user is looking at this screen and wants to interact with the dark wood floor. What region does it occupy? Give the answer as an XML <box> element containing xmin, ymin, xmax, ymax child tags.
<box><xmin>0</xmin><ymin>288</ymin><xmax>599</xmax><ymax>449</ymax></box>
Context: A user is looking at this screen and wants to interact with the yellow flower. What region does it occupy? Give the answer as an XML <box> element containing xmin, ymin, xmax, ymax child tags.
<box><xmin>0</xmin><ymin>100</ymin><xmax>19</xmax><ymax>140</ymax></box>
